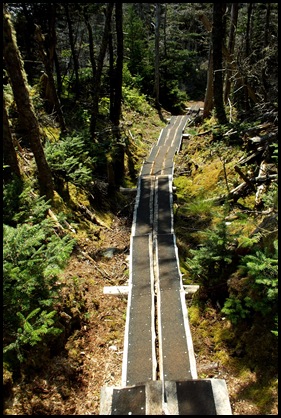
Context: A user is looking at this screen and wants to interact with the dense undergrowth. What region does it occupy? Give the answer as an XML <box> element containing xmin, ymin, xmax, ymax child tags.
<box><xmin>3</xmin><ymin>79</ymin><xmax>168</xmax><ymax>407</ymax></box>
<box><xmin>173</xmin><ymin>111</ymin><xmax>278</xmax><ymax>412</ymax></box>
<box><xmin>3</xmin><ymin>79</ymin><xmax>278</xmax><ymax>413</ymax></box>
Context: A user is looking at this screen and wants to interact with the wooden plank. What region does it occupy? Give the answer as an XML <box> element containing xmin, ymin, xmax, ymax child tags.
<box><xmin>156</xmin><ymin>234</ymin><xmax>194</xmax><ymax>382</ymax></box>
<box><xmin>122</xmin><ymin>235</ymin><xmax>156</xmax><ymax>386</ymax></box>
<box><xmin>155</xmin><ymin>176</ymin><xmax>173</xmax><ymax>234</ymax></box>
<box><xmin>133</xmin><ymin>176</ymin><xmax>154</xmax><ymax>236</ymax></box>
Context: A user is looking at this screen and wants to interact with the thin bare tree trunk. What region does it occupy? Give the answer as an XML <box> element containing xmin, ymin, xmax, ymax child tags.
<box><xmin>212</xmin><ymin>3</ymin><xmax>228</xmax><ymax>125</ymax></box>
<box><xmin>154</xmin><ymin>3</ymin><xmax>161</xmax><ymax>108</ymax></box>
<box><xmin>90</xmin><ymin>3</ymin><xmax>114</xmax><ymax>137</ymax></box>
<box><xmin>198</xmin><ymin>12</ymin><xmax>258</xmax><ymax>106</ymax></box>
<box><xmin>111</xmin><ymin>2</ymin><xmax>123</xmax><ymax>126</ymax></box>
<box><xmin>64</xmin><ymin>3</ymin><xmax>80</xmax><ymax>99</ymax></box>
<box><xmin>34</xmin><ymin>24</ymin><xmax>67</xmax><ymax>132</ymax></box>
<box><xmin>111</xmin><ymin>3</ymin><xmax>124</xmax><ymax>188</ymax></box>
<box><xmin>243</xmin><ymin>3</ymin><xmax>253</xmax><ymax>111</ymax></box>
<box><xmin>224</xmin><ymin>3</ymin><xmax>238</xmax><ymax>104</ymax></box>
<box><xmin>203</xmin><ymin>44</ymin><xmax>214</xmax><ymax>119</ymax></box>
<box><xmin>82</xmin><ymin>5</ymin><xmax>97</xmax><ymax>80</ymax></box>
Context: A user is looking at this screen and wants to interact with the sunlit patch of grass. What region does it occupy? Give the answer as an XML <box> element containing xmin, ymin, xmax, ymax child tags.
<box><xmin>41</xmin><ymin>125</ymin><xmax>61</xmax><ymax>142</ymax></box>
<box><xmin>192</xmin><ymin>160</ymin><xmax>222</xmax><ymax>193</ymax></box>
<box><xmin>173</xmin><ymin>176</ymin><xmax>194</xmax><ymax>201</ymax></box>
<box><xmin>184</xmin><ymin>197</ymin><xmax>216</xmax><ymax>218</ymax></box>
<box><xmin>185</xmin><ymin>127</ymin><xmax>198</xmax><ymax>136</ymax></box>
<box><xmin>226</xmin><ymin>215</ymin><xmax>258</xmax><ymax>240</ymax></box>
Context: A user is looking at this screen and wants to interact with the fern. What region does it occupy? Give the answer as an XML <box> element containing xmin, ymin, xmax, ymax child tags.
<box><xmin>45</xmin><ymin>134</ymin><xmax>93</xmax><ymax>187</ymax></box>
<box><xmin>3</xmin><ymin>190</ymin><xmax>76</xmax><ymax>365</ymax></box>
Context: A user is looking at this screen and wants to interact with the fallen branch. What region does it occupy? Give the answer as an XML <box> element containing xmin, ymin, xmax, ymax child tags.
<box><xmin>79</xmin><ymin>249</ymin><xmax>114</xmax><ymax>283</ymax></box>
<box><xmin>237</xmin><ymin>151</ymin><xmax>261</xmax><ymax>166</ymax></box>
<box><xmin>196</xmin><ymin>129</ymin><xmax>212</xmax><ymax>136</ymax></box>
<box><xmin>234</xmin><ymin>165</ymin><xmax>256</xmax><ymax>191</ymax></box>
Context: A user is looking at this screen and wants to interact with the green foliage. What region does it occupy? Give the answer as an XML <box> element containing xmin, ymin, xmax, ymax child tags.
<box><xmin>3</xmin><ymin>221</ymin><xmax>75</xmax><ymax>317</ymax></box>
<box><xmin>3</xmin><ymin>309</ymin><xmax>61</xmax><ymax>363</ymax></box>
<box><xmin>237</xmin><ymin>234</ymin><xmax>261</xmax><ymax>249</ymax></box>
<box><xmin>44</xmin><ymin>134</ymin><xmax>93</xmax><ymax>188</ymax></box>
<box><xmin>99</xmin><ymin>97</ymin><xmax>110</xmax><ymax>117</ymax></box>
<box><xmin>122</xmin><ymin>85</ymin><xmax>152</xmax><ymax>115</ymax></box>
<box><xmin>122</xmin><ymin>62</ymin><xmax>143</xmax><ymax>90</ymax></box>
<box><xmin>3</xmin><ymin>176</ymin><xmax>24</xmax><ymax>225</ymax></box>
<box><xmin>160</xmin><ymin>79</ymin><xmax>188</xmax><ymax>113</ymax></box>
<box><xmin>262</xmin><ymin>181</ymin><xmax>278</xmax><ymax>210</ymax></box>
<box><xmin>123</xmin><ymin>5</ymin><xmax>149</xmax><ymax>78</ymax></box>
<box><xmin>222</xmin><ymin>298</ymin><xmax>251</xmax><ymax>325</ymax></box>
<box><xmin>222</xmin><ymin>241</ymin><xmax>278</xmax><ymax>333</ymax></box>
<box><xmin>185</xmin><ymin>219</ymin><xmax>235</xmax><ymax>299</ymax></box>
<box><xmin>3</xmin><ymin>188</ymin><xmax>76</xmax><ymax>364</ymax></box>
<box><xmin>184</xmin><ymin>197</ymin><xmax>215</xmax><ymax>218</ymax></box>
<box><xmin>270</xmin><ymin>142</ymin><xmax>278</xmax><ymax>163</ymax></box>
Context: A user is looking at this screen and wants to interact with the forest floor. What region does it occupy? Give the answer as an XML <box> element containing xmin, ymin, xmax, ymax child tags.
<box><xmin>4</xmin><ymin>102</ymin><xmax>278</xmax><ymax>415</ymax></box>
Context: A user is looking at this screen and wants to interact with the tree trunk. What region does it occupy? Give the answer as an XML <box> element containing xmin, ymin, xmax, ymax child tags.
<box><xmin>154</xmin><ymin>3</ymin><xmax>161</xmax><ymax>109</ymax></box>
<box><xmin>163</xmin><ymin>4</ymin><xmax>167</xmax><ymax>58</ymax></box>
<box><xmin>212</xmin><ymin>3</ymin><xmax>228</xmax><ymax>125</ymax></box>
<box><xmin>198</xmin><ymin>12</ymin><xmax>258</xmax><ymax>107</ymax></box>
<box><xmin>203</xmin><ymin>44</ymin><xmax>214</xmax><ymax>119</ymax></box>
<box><xmin>261</xmin><ymin>3</ymin><xmax>271</xmax><ymax>101</ymax></box>
<box><xmin>112</xmin><ymin>3</ymin><xmax>124</xmax><ymax>188</ymax></box>
<box><xmin>90</xmin><ymin>3</ymin><xmax>114</xmax><ymax>137</ymax></box>
<box><xmin>82</xmin><ymin>5</ymin><xmax>97</xmax><ymax>80</ymax></box>
<box><xmin>54</xmin><ymin>49</ymin><xmax>63</xmax><ymax>97</ymax></box>
<box><xmin>243</xmin><ymin>2</ymin><xmax>253</xmax><ymax>111</ymax></box>
<box><xmin>34</xmin><ymin>24</ymin><xmax>67</xmax><ymax>132</ymax></box>
<box><xmin>112</xmin><ymin>3</ymin><xmax>123</xmax><ymax>126</ymax></box>
<box><xmin>3</xmin><ymin>95</ymin><xmax>21</xmax><ymax>181</ymax></box>
<box><xmin>64</xmin><ymin>3</ymin><xmax>80</xmax><ymax>99</ymax></box>
<box><xmin>109</xmin><ymin>25</ymin><xmax>115</xmax><ymax>121</ymax></box>
<box><xmin>224</xmin><ymin>3</ymin><xmax>238</xmax><ymax>104</ymax></box>
<box><xmin>82</xmin><ymin>3</ymin><xmax>97</xmax><ymax>113</ymax></box>
<box><xmin>3</xmin><ymin>9</ymin><xmax>54</xmax><ymax>201</ymax></box>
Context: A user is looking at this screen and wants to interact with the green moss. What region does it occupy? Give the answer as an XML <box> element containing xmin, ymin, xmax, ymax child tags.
<box><xmin>173</xmin><ymin>176</ymin><xmax>193</xmax><ymax>200</ymax></box>
<box><xmin>237</xmin><ymin>194</ymin><xmax>256</xmax><ymax>208</ymax></box>
<box><xmin>188</xmin><ymin>305</ymin><xmax>201</xmax><ymax>326</ymax></box>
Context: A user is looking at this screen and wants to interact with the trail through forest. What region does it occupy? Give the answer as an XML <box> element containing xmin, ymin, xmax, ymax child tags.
<box><xmin>4</xmin><ymin>103</ymin><xmax>278</xmax><ymax>415</ymax></box>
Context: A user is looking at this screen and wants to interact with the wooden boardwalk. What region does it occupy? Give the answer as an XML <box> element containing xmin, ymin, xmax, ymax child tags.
<box><xmin>100</xmin><ymin>114</ymin><xmax>232</xmax><ymax>415</ymax></box>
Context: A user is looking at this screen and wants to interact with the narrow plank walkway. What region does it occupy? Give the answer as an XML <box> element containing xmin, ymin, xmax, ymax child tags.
<box><xmin>100</xmin><ymin>113</ymin><xmax>232</xmax><ymax>415</ymax></box>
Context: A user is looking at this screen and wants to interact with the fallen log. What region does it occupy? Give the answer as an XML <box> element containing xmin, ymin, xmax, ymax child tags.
<box><xmin>253</xmin><ymin>174</ymin><xmax>278</xmax><ymax>183</ymax></box>
<box><xmin>119</xmin><ymin>187</ymin><xmax>137</xmax><ymax>195</ymax></box>
<box><xmin>255</xmin><ymin>161</ymin><xmax>270</xmax><ymax>207</ymax></box>
<box><xmin>77</xmin><ymin>203</ymin><xmax>111</xmax><ymax>229</ymax></box>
